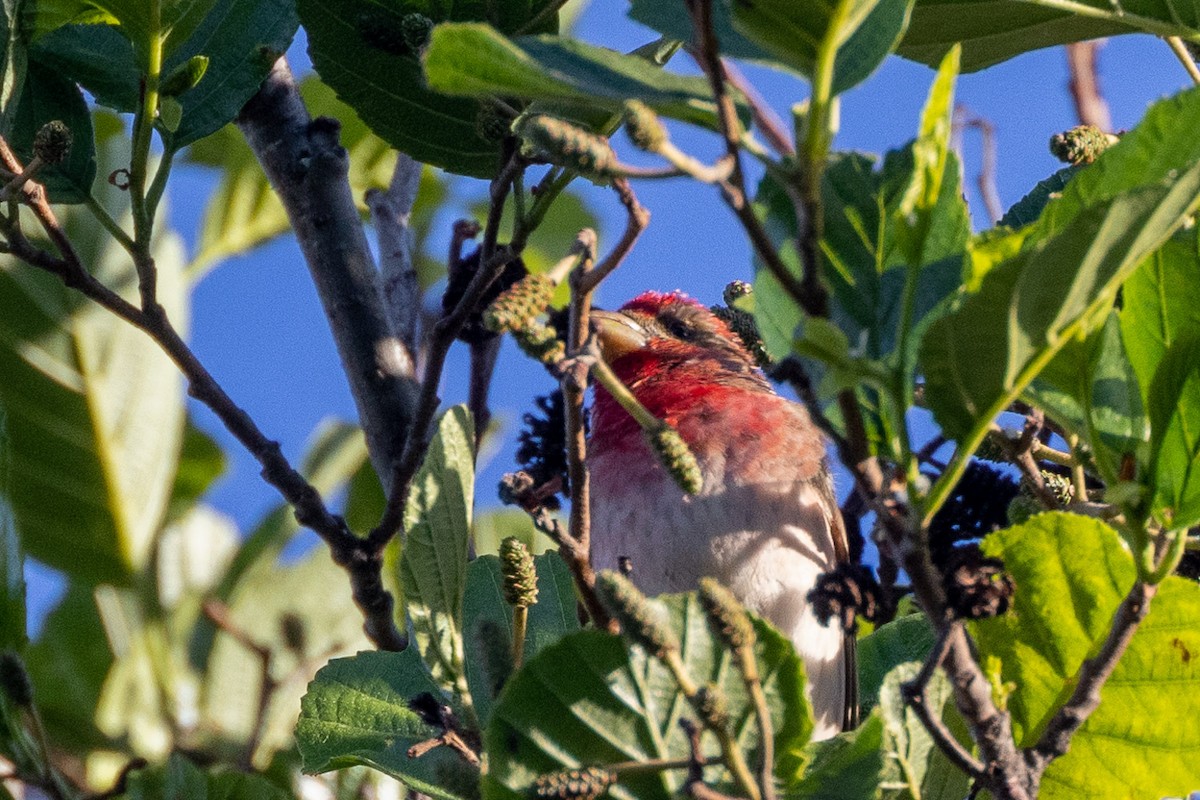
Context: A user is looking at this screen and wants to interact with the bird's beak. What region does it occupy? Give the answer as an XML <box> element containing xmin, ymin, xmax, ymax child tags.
<box><xmin>591</xmin><ymin>310</ymin><xmax>648</xmax><ymax>363</ymax></box>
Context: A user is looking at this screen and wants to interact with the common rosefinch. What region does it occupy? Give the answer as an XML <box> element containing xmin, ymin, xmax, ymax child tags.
<box><xmin>588</xmin><ymin>291</ymin><xmax>854</xmax><ymax>739</ymax></box>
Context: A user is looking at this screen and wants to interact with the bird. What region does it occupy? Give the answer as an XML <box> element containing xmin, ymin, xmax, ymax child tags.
<box><xmin>586</xmin><ymin>290</ymin><xmax>854</xmax><ymax>740</ymax></box>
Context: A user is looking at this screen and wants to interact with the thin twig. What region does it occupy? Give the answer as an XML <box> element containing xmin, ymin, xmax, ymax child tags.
<box><xmin>684</xmin><ymin>0</ymin><xmax>812</xmax><ymax>311</ymax></box>
<box><xmin>902</xmin><ymin>625</ymin><xmax>988</xmax><ymax>780</ymax></box>
<box><xmin>1166</xmin><ymin>36</ymin><xmax>1200</xmax><ymax>84</ymax></box>
<box><xmin>1026</xmin><ymin>581</ymin><xmax>1157</xmax><ymax>776</ymax></box>
<box><xmin>719</xmin><ymin>59</ymin><xmax>794</xmax><ymax>158</ymax></box>
<box><xmin>578</xmin><ymin>178</ymin><xmax>649</xmax><ymax>293</ymax></box>
<box><xmin>953</xmin><ymin>107</ymin><xmax>1003</xmax><ymax>225</ymax></box>
<box><xmin>202</xmin><ymin>599</ymin><xmax>275</xmax><ymax>767</ymax></box>
<box><xmin>1065</xmin><ymin>42</ymin><xmax>1112</xmax><ymax>130</ymax></box>
<box><xmin>0</xmin><ymin>135</ymin><xmax>407</xmax><ymax>652</ymax></box>
<box><xmin>368</xmin><ymin>156</ymin><xmax>525</xmax><ymax>551</ymax></box>
<box><xmin>469</xmin><ymin>338</ymin><xmax>502</xmax><ymax>446</ymax></box>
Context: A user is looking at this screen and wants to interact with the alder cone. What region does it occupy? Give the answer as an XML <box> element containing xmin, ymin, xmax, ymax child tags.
<box><xmin>587</xmin><ymin>291</ymin><xmax>848</xmax><ymax>739</ymax></box>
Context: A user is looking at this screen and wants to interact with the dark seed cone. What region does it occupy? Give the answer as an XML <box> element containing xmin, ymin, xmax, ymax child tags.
<box><xmin>476</xmin><ymin>103</ymin><xmax>514</xmax><ymax>143</ymax></box>
<box><xmin>514</xmin><ymin>391</ymin><xmax>574</xmax><ymax>503</ymax></box>
<box><xmin>500</xmin><ymin>536</ymin><xmax>539</xmax><ymax>608</ymax></box>
<box><xmin>33</xmin><ymin>121</ymin><xmax>72</xmax><ymax>165</ymax></box>
<box><xmin>533</xmin><ymin>767</ymin><xmax>616</xmax><ymax>800</ymax></box>
<box><xmin>698</xmin><ymin>578</ymin><xmax>756</xmax><ymax>651</ymax></box>
<box><xmin>943</xmin><ymin>545</ymin><xmax>1015</xmax><ymax>620</ymax></box>
<box><xmin>442</xmin><ymin>248</ymin><xmax>528</xmax><ymax>345</ymax></box>
<box><xmin>0</xmin><ymin>651</ymin><xmax>33</xmax><ymax>707</ymax></box>
<box><xmin>623</xmin><ymin>101</ymin><xmax>667</xmax><ymax>152</ymax></box>
<box><xmin>807</xmin><ymin>563</ymin><xmax>881</xmax><ymax>633</ymax></box>
<box><xmin>929</xmin><ymin>460</ymin><xmax>1019</xmax><ymax>563</ymax></box>
<box><xmin>401</xmin><ymin>13</ymin><xmax>434</xmax><ymax>53</ymax></box>
<box><xmin>595</xmin><ymin>570</ymin><xmax>678</xmax><ymax>656</ymax></box>
<box><xmin>279</xmin><ymin>612</ymin><xmax>307</xmax><ymax>655</ymax></box>
<box><xmin>646</xmin><ymin>423</ymin><xmax>702</xmax><ymax>495</ymax></box>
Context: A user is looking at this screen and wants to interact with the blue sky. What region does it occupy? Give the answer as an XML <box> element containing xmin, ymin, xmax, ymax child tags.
<box><xmin>23</xmin><ymin>3</ymin><xmax>1198</xmax><ymax>624</ymax></box>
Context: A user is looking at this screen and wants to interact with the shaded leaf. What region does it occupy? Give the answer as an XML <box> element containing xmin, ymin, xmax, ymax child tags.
<box><xmin>1026</xmin><ymin>312</ymin><xmax>1146</xmax><ymax>484</ymax></box>
<box><xmin>856</xmin><ymin>613</ymin><xmax>936</xmax><ymax>715</ymax></box>
<box><xmin>790</xmin><ymin>712</ymin><xmax>884</xmax><ymax>798</ymax></box>
<box><xmin>300</xmin><ymin>0</ymin><xmax>561</xmax><ymax>178</ymax></box>
<box><xmin>462</xmin><ymin>552</ymin><xmax>580</xmax><ymax>724</ymax></box>
<box><xmin>397</xmin><ymin>406</ymin><xmax>474</xmax><ymax>697</ymax></box>
<box><xmin>424</xmin><ymin>23</ymin><xmax>749</xmax><ymax>133</ymax></box>
<box><xmin>919</xmin><ymin>165</ymin><xmax>1200</xmax><ymax>442</ymax></box>
<box><xmin>1146</xmin><ymin>333</ymin><xmax>1200</xmax><ymax>531</ymax></box>
<box><xmin>472</xmin><ymin>508</ymin><xmax>556</xmax><ymax>556</ymax></box>
<box><xmin>9</xmin><ymin>59</ymin><xmax>95</xmax><ymax>202</ymax></box>
<box><xmin>1120</xmin><ymin>234</ymin><xmax>1200</xmax><ymax>404</ymax></box>
<box><xmin>974</xmin><ymin>513</ymin><xmax>1200</xmax><ymax>799</ymax></box>
<box><xmin>0</xmin><ymin>120</ymin><xmax>187</xmax><ymax>585</ymax></box>
<box><xmin>483</xmin><ymin>591</ymin><xmax>812</xmax><ymax>800</ymax></box>
<box><xmin>878</xmin><ymin>662</ymin><xmax>970</xmax><ymax>800</ymax></box>
<box><xmin>997</xmin><ymin>166</ymin><xmax>1077</xmax><ymax>230</ymax></box>
<box><xmin>0</xmin><ymin>412</ymin><xmax>22</xmax><ymax>651</ymax></box>
<box><xmin>121</xmin><ymin>752</ymin><xmax>294</xmax><ymax>800</ymax></box>
<box><xmin>166</xmin><ymin>417</ymin><xmax>226</xmax><ymax>522</ymax></box>
<box><xmin>296</xmin><ymin>649</ymin><xmax>474</xmax><ymax>800</ymax></box>
<box><xmin>629</xmin><ymin>0</ymin><xmax>913</xmax><ymax>95</ymax></box>
<box><xmin>898</xmin><ymin>0</ymin><xmax>1160</xmax><ymax>73</ymax></box>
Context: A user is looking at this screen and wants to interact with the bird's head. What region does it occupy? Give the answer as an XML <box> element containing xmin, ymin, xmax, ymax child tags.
<box><xmin>589</xmin><ymin>291</ymin><xmax>769</xmax><ymax>436</ymax></box>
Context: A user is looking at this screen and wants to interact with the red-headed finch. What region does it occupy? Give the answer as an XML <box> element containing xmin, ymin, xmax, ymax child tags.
<box><xmin>588</xmin><ymin>291</ymin><xmax>854</xmax><ymax>739</ymax></box>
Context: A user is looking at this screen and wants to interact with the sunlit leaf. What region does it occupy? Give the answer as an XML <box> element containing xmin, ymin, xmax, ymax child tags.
<box><xmin>974</xmin><ymin>513</ymin><xmax>1200</xmax><ymax>799</ymax></box>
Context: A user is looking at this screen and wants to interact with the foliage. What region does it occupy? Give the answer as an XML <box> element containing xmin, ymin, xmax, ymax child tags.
<box><xmin>2</xmin><ymin>1</ymin><xmax>1200</xmax><ymax>799</ymax></box>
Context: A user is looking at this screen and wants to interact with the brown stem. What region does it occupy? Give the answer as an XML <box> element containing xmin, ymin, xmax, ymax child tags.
<box><xmin>1065</xmin><ymin>42</ymin><xmax>1112</xmax><ymax>130</ymax></box>
<box><xmin>1026</xmin><ymin>581</ymin><xmax>1157</xmax><ymax>777</ymax></box>
<box><xmin>202</xmin><ymin>599</ymin><xmax>275</xmax><ymax>768</ymax></box>
<box><xmin>237</xmin><ymin>57</ymin><xmax>419</xmax><ymax>484</ymax></box>
<box><xmin>718</xmin><ymin>59</ymin><xmax>794</xmax><ymax>158</ymax></box>
<box><xmin>469</xmin><ymin>338</ymin><xmax>502</xmax><ymax>446</ymax></box>
<box><xmin>684</xmin><ymin>0</ymin><xmax>813</xmax><ymax>312</ymax></box>
<box><xmin>0</xmin><ymin>136</ymin><xmax>407</xmax><ymax>652</ymax></box>
<box><xmin>368</xmin><ymin>156</ymin><xmax>525</xmax><ymax>551</ymax></box>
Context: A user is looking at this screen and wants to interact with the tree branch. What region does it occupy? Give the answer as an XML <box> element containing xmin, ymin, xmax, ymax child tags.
<box><xmin>0</xmin><ymin>135</ymin><xmax>408</xmax><ymax>653</ymax></box>
<box><xmin>237</xmin><ymin>56</ymin><xmax>420</xmax><ymax>484</ymax></box>
<box><xmin>367</xmin><ymin>152</ymin><xmax>424</xmax><ymax>369</ymax></box>
<box><xmin>1027</xmin><ymin>580</ymin><xmax>1157</xmax><ymax>775</ymax></box>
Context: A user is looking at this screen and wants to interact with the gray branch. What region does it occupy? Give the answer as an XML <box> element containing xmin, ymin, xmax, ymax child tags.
<box><xmin>237</xmin><ymin>57</ymin><xmax>420</xmax><ymax>482</ymax></box>
<box><xmin>367</xmin><ymin>152</ymin><xmax>423</xmax><ymax>364</ymax></box>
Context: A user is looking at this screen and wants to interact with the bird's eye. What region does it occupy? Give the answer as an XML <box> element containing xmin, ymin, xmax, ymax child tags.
<box><xmin>661</xmin><ymin>314</ymin><xmax>698</xmax><ymax>341</ymax></box>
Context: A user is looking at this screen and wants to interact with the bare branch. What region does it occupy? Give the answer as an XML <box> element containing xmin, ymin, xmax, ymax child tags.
<box><xmin>368</xmin><ymin>152</ymin><xmax>424</xmax><ymax>368</ymax></box>
<box><xmin>719</xmin><ymin>59</ymin><xmax>794</xmax><ymax>158</ymax></box>
<box><xmin>1027</xmin><ymin>581</ymin><xmax>1157</xmax><ymax>775</ymax></box>
<box><xmin>1065</xmin><ymin>42</ymin><xmax>1112</xmax><ymax>130</ymax></box>
<box><xmin>237</xmin><ymin>57</ymin><xmax>420</xmax><ymax>484</ymax></box>
<box><xmin>0</xmin><ymin>135</ymin><xmax>408</xmax><ymax>653</ymax></box>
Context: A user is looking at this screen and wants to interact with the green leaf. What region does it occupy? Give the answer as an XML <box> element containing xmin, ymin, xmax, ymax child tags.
<box><xmin>296</xmin><ymin>649</ymin><xmax>474</xmax><ymax>800</ymax></box>
<box><xmin>0</xmin><ymin>0</ymin><xmax>27</xmax><ymax>134</ymax></box>
<box><xmin>22</xmin><ymin>586</ymin><xmax>112</xmax><ymax>751</ymax></box>
<box><xmin>973</xmin><ymin>512</ymin><xmax>1200</xmax><ymax>799</ymax></box>
<box><xmin>204</xmin><ymin>545</ymin><xmax>372</xmax><ymax>763</ymax></box>
<box><xmin>1120</xmin><ymin>234</ymin><xmax>1200</xmax><ymax>404</ymax></box>
<box><xmin>789</xmin><ymin>712</ymin><xmax>884</xmax><ymax>798</ymax></box>
<box><xmin>919</xmin><ymin>162</ymin><xmax>1200</xmax><ymax>442</ymax></box>
<box><xmin>0</xmin><ymin>121</ymin><xmax>187</xmax><ymax>585</ymax></box>
<box><xmin>32</xmin><ymin>0</ymin><xmax>219</xmax><ymax>68</ymax></box>
<box><xmin>1146</xmin><ymin>333</ymin><xmax>1200</xmax><ymax>531</ymax></box>
<box><xmin>629</xmin><ymin>0</ymin><xmax>913</xmax><ymax>95</ymax></box>
<box><xmin>462</xmin><ymin>552</ymin><xmax>580</xmax><ymax>725</ymax></box>
<box><xmin>472</xmin><ymin>508</ymin><xmax>556</xmax><ymax>556</ymax></box>
<box><xmin>856</xmin><ymin>613</ymin><xmax>936</xmax><ymax>715</ymax></box>
<box><xmin>8</xmin><ymin>60</ymin><xmax>95</xmax><ymax>202</ymax></box>
<box><xmin>897</xmin><ymin>0</ymin><xmax>1185</xmax><ymax>72</ymax></box>
<box><xmin>0</xmin><ymin>412</ymin><xmax>22</xmax><ymax>651</ymax></box>
<box><xmin>300</xmin><ymin>0</ymin><xmax>561</xmax><ymax>178</ymax></box>
<box><xmin>186</xmin><ymin>76</ymin><xmax>447</xmax><ymax>275</ymax></box>
<box><xmin>29</xmin><ymin>0</ymin><xmax>297</xmax><ymax>148</ymax></box>
<box><xmin>397</xmin><ymin>405</ymin><xmax>474</xmax><ymax>697</ymax></box>
<box><xmin>997</xmin><ymin>167</ymin><xmax>1077</xmax><ymax>230</ymax></box>
<box><xmin>483</xmin><ymin>591</ymin><xmax>812</xmax><ymax>800</ymax></box>
<box><xmin>424</xmin><ymin>23</ymin><xmax>748</xmax><ymax>133</ymax></box>
<box><xmin>166</xmin><ymin>417</ymin><xmax>226</xmax><ymax>522</ymax></box>
<box><xmin>1026</xmin><ymin>312</ymin><xmax>1146</xmax><ymax>484</ymax></box>
<box><xmin>878</xmin><ymin>662</ymin><xmax>970</xmax><ymax>800</ymax></box>
<box><xmin>121</xmin><ymin>752</ymin><xmax>294</xmax><ymax>800</ymax></box>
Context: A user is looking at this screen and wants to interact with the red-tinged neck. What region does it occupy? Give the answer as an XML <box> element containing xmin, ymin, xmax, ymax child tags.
<box><xmin>590</xmin><ymin>349</ymin><xmax>768</xmax><ymax>455</ymax></box>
